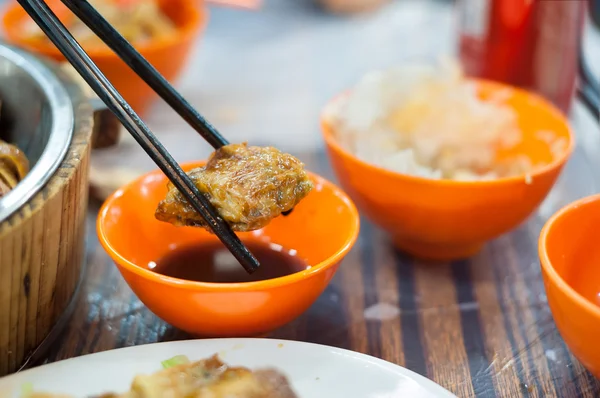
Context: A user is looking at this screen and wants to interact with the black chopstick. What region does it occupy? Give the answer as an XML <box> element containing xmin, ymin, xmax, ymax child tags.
<box><xmin>578</xmin><ymin>84</ymin><xmax>599</xmax><ymax>118</ymax></box>
<box><xmin>17</xmin><ymin>0</ymin><xmax>260</xmax><ymax>274</ymax></box>
<box><xmin>578</xmin><ymin>49</ymin><xmax>599</xmax><ymax>117</ymax></box>
<box><xmin>58</xmin><ymin>0</ymin><xmax>228</xmax><ymax>150</ymax></box>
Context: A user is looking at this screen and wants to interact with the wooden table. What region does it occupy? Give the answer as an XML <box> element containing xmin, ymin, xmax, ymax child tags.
<box><xmin>17</xmin><ymin>1</ymin><xmax>600</xmax><ymax>397</ymax></box>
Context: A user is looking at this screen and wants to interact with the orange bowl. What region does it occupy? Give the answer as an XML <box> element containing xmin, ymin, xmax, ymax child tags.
<box><xmin>97</xmin><ymin>161</ymin><xmax>359</xmax><ymax>337</ymax></box>
<box><xmin>539</xmin><ymin>194</ymin><xmax>600</xmax><ymax>378</ymax></box>
<box><xmin>2</xmin><ymin>0</ymin><xmax>206</xmax><ymax>114</ymax></box>
<box><xmin>322</xmin><ymin>80</ymin><xmax>574</xmax><ymax>261</ymax></box>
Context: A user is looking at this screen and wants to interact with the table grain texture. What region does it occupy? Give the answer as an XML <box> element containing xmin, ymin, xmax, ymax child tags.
<box><xmin>14</xmin><ymin>1</ymin><xmax>600</xmax><ymax>397</ymax></box>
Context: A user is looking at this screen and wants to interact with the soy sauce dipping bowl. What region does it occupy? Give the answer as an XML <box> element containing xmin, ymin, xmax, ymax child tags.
<box><xmin>97</xmin><ymin>161</ymin><xmax>359</xmax><ymax>337</ymax></box>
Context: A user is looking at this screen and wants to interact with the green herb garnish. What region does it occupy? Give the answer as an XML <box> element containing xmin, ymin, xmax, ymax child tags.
<box><xmin>20</xmin><ymin>382</ymin><xmax>33</xmax><ymax>397</ymax></box>
<box><xmin>161</xmin><ymin>355</ymin><xmax>190</xmax><ymax>369</ymax></box>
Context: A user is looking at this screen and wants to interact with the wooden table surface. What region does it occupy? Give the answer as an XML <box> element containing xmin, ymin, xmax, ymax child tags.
<box><xmin>14</xmin><ymin>1</ymin><xmax>600</xmax><ymax>397</ymax></box>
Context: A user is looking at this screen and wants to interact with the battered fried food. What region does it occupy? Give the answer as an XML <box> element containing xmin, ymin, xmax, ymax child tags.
<box><xmin>27</xmin><ymin>355</ymin><xmax>299</xmax><ymax>398</ymax></box>
<box><xmin>122</xmin><ymin>355</ymin><xmax>298</xmax><ymax>398</ymax></box>
<box><xmin>155</xmin><ymin>143</ymin><xmax>313</xmax><ymax>232</ymax></box>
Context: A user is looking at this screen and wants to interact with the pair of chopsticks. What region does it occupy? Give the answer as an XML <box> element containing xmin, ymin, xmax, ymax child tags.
<box><xmin>17</xmin><ymin>0</ymin><xmax>261</xmax><ymax>274</ymax></box>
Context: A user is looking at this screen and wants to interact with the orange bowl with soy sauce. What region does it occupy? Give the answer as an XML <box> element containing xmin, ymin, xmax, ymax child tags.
<box><xmin>322</xmin><ymin>80</ymin><xmax>574</xmax><ymax>261</ymax></box>
<box><xmin>97</xmin><ymin>161</ymin><xmax>359</xmax><ymax>337</ymax></box>
<box><xmin>539</xmin><ymin>194</ymin><xmax>600</xmax><ymax>378</ymax></box>
<box><xmin>2</xmin><ymin>0</ymin><xmax>206</xmax><ymax>114</ymax></box>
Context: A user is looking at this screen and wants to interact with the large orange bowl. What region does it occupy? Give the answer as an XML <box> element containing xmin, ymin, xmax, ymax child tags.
<box><xmin>322</xmin><ymin>80</ymin><xmax>574</xmax><ymax>261</ymax></box>
<box><xmin>539</xmin><ymin>194</ymin><xmax>600</xmax><ymax>378</ymax></box>
<box><xmin>97</xmin><ymin>161</ymin><xmax>359</xmax><ymax>337</ymax></box>
<box><xmin>2</xmin><ymin>0</ymin><xmax>206</xmax><ymax>114</ymax></box>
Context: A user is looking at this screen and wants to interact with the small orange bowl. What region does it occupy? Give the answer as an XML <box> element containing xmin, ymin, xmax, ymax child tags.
<box><xmin>322</xmin><ymin>80</ymin><xmax>574</xmax><ymax>261</ymax></box>
<box><xmin>2</xmin><ymin>0</ymin><xmax>206</xmax><ymax>114</ymax></box>
<box><xmin>539</xmin><ymin>194</ymin><xmax>600</xmax><ymax>378</ymax></box>
<box><xmin>97</xmin><ymin>161</ymin><xmax>359</xmax><ymax>337</ymax></box>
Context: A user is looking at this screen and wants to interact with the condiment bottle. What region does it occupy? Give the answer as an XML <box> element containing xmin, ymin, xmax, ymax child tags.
<box><xmin>456</xmin><ymin>0</ymin><xmax>587</xmax><ymax>114</ymax></box>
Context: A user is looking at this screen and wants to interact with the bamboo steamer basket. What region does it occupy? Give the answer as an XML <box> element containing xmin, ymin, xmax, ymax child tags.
<box><xmin>0</xmin><ymin>44</ymin><xmax>109</xmax><ymax>375</ymax></box>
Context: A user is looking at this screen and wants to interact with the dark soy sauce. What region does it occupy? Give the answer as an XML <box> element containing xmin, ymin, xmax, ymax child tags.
<box><xmin>151</xmin><ymin>241</ymin><xmax>309</xmax><ymax>283</ymax></box>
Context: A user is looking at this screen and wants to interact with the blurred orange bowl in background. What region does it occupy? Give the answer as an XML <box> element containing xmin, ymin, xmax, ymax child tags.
<box><xmin>322</xmin><ymin>80</ymin><xmax>574</xmax><ymax>261</ymax></box>
<box><xmin>2</xmin><ymin>0</ymin><xmax>206</xmax><ymax>114</ymax></box>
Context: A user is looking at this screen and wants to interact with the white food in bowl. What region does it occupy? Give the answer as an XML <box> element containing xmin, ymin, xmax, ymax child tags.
<box><xmin>324</xmin><ymin>60</ymin><xmax>530</xmax><ymax>181</ymax></box>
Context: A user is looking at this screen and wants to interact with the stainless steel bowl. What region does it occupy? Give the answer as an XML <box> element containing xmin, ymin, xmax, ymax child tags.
<box><xmin>0</xmin><ymin>44</ymin><xmax>74</xmax><ymax>222</ymax></box>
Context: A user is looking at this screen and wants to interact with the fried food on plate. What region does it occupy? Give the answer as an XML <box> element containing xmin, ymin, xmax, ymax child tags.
<box><xmin>27</xmin><ymin>355</ymin><xmax>299</xmax><ymax>398</ymax></box>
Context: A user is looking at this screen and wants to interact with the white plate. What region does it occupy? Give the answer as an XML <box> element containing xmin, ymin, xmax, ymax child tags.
<box><xmin>0</xmin><ymin>339</ymin><xmax>456</xmax><ymax>397</ymax></box>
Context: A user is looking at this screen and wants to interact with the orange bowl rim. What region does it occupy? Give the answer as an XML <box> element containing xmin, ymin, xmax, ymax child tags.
<box><xmin>1</xmin><ymin>0</ymin><xmax>207</xmax><ymax>59</ymax></box>
<box><xmin>321</xmin><ymin>78</ymin><xmax>575</xmax><ymax>188</ymax></box>
<box><xmin>538</xmin><ymin>193</ymin><xmax>600</xmax><ymax>319</ymax></box>
<box><xmin>97</xmin><ymin>162</ymin><xmax>360</xmax><ymax>291</ymax></box>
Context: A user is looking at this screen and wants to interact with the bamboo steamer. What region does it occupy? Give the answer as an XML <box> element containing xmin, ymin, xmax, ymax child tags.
<box><xmin>0</xmin><ymin>45</ymin><xmax>99</xmax><ymax>375</ymax></box>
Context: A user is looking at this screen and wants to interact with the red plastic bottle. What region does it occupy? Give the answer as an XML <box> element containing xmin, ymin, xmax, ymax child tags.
<box><xmin>456</xmin><ymin>0</ymin><xmax>587</xmax><ymax>114</ymax></box>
